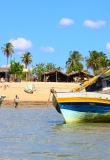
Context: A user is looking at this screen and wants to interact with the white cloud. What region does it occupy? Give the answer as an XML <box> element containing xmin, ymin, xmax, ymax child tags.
<box><xmin>1</xmin><ymin>64</ymin><xmax>10</xmax><ymax>67</ymax></box>
<box><xmin>83</xmin><ymin>20</ymin><xmax>106</xmax><ymax>29</ymax></box>
<box><xmin>39</xmin><ymin>46</ymin><xmax>55</xmax><ymax>53</ymax></box>
<box><xmin>59</xmin><ymin>18</ymin><xmax>74</xmax><ymax>26</ymax></box>
<box><xmin>10</xmin><ymin>38</ymin><xmax>32</xmax><ymax>50</ymax></box>
<box><xmin>106</xmin><ymin>42</ymin><xmax>110</xmax><ymax>52</ymax></box>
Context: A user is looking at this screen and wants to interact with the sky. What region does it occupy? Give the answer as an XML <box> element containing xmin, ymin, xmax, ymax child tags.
<box><xmin>0</xmin><ymin>0</ymin><xmax>110</xmax><ymax>73</ymax></box>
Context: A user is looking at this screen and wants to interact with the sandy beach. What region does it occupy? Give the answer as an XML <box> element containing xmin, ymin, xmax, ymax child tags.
<box><xmin>0</xmin><ymin>82</ymin><xmax>79</xmax><ymax>106</ymax></box>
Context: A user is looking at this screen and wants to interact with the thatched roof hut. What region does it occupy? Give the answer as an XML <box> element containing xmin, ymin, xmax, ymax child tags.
<box><xmin>0</xmin><ymin>67</ymin><xmax>10</xmax><ymax>82</ymax></box>
<box><xmin>41</xmin><ymin>70</ymin><xmax>94</xmax><ymax>82</ymax></box>
<box><xmin>41</xmin><ymin>70</ymin><xmax>68</xmax><ymax>82</ymax></box>
<box><xmin>68</xmin><ymin>71</ymin><xmax>94</xmax><ymax>82</ymax></box>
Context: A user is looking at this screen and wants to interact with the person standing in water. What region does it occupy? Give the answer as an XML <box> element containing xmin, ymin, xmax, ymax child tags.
<box><xmin>14</xmin><ymin>95</ymin><xmax>19</xmax><ymax>108</ymax></box>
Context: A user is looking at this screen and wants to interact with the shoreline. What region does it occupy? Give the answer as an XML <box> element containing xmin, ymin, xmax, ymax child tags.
<box><xmin>3</xmin><ymin>100</ymin><xmax>52</xmax><ymax>105</ymax></box>
<box><xmin>0</xmin><ymin>82</ymin><xmax>79</xmax><ymax>107</ymax></box>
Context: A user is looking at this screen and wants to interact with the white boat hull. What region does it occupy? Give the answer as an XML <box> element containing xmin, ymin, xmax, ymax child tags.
<box><xmin>52</xmin><ymin>92</ymin><xmax>110</xmax><ymax>124</ymax></box>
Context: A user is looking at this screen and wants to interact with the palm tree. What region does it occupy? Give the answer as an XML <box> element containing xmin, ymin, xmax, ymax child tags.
<box><xmin>86</xmin><ymin>51</ymin><xmax>100</xmax><ymax>72</ymax></box>
<box><xmin>21</xmin><ymin>52</ymin><xmax>32</xmax><ymax>81</ymax></box>
<box><xmin>1</xmin><ymin>42</ymin><xmax>14</xmax><ymax>67</ymax></box>
<box><xmin>66</xmin><ymin>51</ymin><xmax>84</xmax><ymax>73</ymax></box>
<box><xmin>1</xmin><ymin>42</ymin><xmax>14</xmax><ymax>81</ymax></box>
<box><xmin>21</xmin><ymin>52</ymin><xmax>32</xmax><ymax>68</ymax></box>
<box><xmin>99</xmin><ymin>52</ymin><xmax>110</xmax><ymax>68</ymax></box>
<box><xmin>86</xmin><ymin>50</ymin><xmax>110</xmax><ymax>75</ymax></box>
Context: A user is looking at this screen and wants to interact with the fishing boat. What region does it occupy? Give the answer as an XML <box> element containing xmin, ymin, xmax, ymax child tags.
<box><xmin>51</xmin><ymin>68</ymin><xmax>110</xmax><ymax>124</ymax></box>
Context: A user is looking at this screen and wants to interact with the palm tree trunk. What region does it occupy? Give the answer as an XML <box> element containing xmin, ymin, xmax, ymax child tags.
<box><xmin>5</xmin><ymin>57</ymin><xmax>8</xmax><ymax>82</ymax></box>
<box><xmin>26</xmin><ymin>73</ymin><xmax>28</xmax><ymax>81</ymax></box>
<box><xmin>6</xmin><ymin>57</ymin><xmax>8</xmax><ymax>67</ymax></box>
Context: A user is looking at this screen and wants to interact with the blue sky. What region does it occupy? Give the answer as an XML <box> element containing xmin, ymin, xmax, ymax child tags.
<box><xmin>0</xmin><ymin>0</ymin><xmax>110</xmax><ymax>73</ymax></box>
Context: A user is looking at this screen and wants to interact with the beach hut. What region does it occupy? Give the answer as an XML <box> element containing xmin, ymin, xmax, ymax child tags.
<box><xmin>41</xmin><ymin>70</ymin><xmax>69</xmax><ymax>82</ymax></box>
<box><xmin>0</xmin><ymin>67</ymin><xmax>10</xmax><ymax>82</ymax></box>
<box><xmin>68</xmin><ymin>71</ymin><xmax>94</xmax><ymax>82</ymax></box>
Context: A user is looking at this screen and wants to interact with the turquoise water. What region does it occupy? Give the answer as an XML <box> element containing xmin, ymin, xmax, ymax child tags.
<box><xmin>0</xmin><ymin>106</ymin><xmax>110</xmax><ymax>160</ymax></box>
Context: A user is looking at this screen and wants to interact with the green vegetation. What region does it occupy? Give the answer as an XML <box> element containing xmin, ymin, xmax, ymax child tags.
<box><xmin>1</xmin><ymin>42</ymin><xmax>14</xmax><ymax>67</ymax></box>
<box><xmin>21</xmin><ymin>52</ymin><xmax>32</xmax><ymax>81</ymax></box>
<box><xmin>9</xmin><ymin>61</ymin><xmax>24</xmax><ymax>80</ymax></box>
<box><xmin>66</xmin><ymin>51</ymin><xmax>84</xmax><ymax>73</ymax></box>
<box><xmin>32</xmin><ymin>63</ymin><xmax>62</xmax><ymax>81</ymax></box>
<box><xmin>1</xmin><ymin>42</ymin><xmax>110</xmax><ymax>81</ymax></box>
<box><xmin>21</xmin><ymin>52</ymin><xmax>32</xmax><ymax>68</ymax></box>
<box><xmin>86</xmin><ymin>50</ymin><xmax>110</xmax><ymax>75</ymax></box>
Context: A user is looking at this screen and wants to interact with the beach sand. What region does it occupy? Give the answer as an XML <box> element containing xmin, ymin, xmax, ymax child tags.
<box><xmin>0</xmin><ymin>82</ymin><xmax>79</xmax><ymax>106</ymax></box>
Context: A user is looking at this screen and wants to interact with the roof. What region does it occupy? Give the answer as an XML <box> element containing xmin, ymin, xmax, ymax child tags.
<box><xmin>41</xmin><ymin>70</ymin><xmax>94</xmax><ymax>77</ymax></box>
<box><xmin>69</xmin><ymin>70</ymin><xmax>94</xmax><ymax>77</ymax></box>
<box><xmin>0</xmin><ymin>67</ymin><xmax>10</xmax><ymax>72</ymax></box>
<box><xmin>41</xmin><ymin>70</ymin><xmax>67</xmax><ymax>76</ymax></box>
<box><xmin>0</xmin><ymin>67</ymin><xmax>30</xmax><ymax>73</ymax></box>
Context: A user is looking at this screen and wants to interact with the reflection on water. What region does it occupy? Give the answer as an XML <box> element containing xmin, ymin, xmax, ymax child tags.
<box><xmin>0</xmin><ymin>106</ymin><xmax>110</xmax><ymax>160</ymax></box>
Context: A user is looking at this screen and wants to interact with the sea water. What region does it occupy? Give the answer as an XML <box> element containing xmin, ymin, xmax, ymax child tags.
<box><xmin>0</xmin><ymin>106</ymin><xmax>110</xmax><ymax>160</ymax></box>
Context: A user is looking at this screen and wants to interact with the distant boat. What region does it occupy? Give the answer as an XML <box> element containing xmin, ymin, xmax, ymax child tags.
<box><xmin>51</xmin><ymin>68</ymin><xmax>110</xmax><ymax>124</ymax></box>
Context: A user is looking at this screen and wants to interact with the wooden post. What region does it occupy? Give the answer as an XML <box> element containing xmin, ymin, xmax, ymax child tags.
<box><xmin>56</xmin><ymin>71</ymin><xmax>57</xmax><ymax>82</ymax></box>
<box><xmin>44</xmin><ymin>74</ymin><xmax>45</xmax><ymax>82</ymax></box>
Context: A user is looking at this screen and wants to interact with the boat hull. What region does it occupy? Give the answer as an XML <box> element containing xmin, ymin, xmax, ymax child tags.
<box><xmin>52</xmin><ymin>92</ymin><xmax>110</xmax><ymax>124</ymax></box>
<box><xmin>60</xmin><ymin>103</ymin><xmax>110</xmax><ymax>124</ymax></box>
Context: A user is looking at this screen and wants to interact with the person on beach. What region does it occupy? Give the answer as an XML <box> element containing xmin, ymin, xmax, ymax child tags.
<box><xmin>14</xmin><ymin>95</ymin><xmax>19</xmax><ymax>108</ymax></box>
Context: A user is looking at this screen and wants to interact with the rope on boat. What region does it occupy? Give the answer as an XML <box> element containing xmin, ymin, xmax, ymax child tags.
<box><xmin>46</xmin><ymin>87</ymin><xmax>55</xmax><ymax>107</ymax></box>
<box><xmin>36</xmin><ymin>88</ymin><xmax>56</xmax><ymax>121</ymax></box>
<box><xmin>35</xmin><ymin>108</ymin><xmax>46</xmax><ymax>120</ymax></box>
